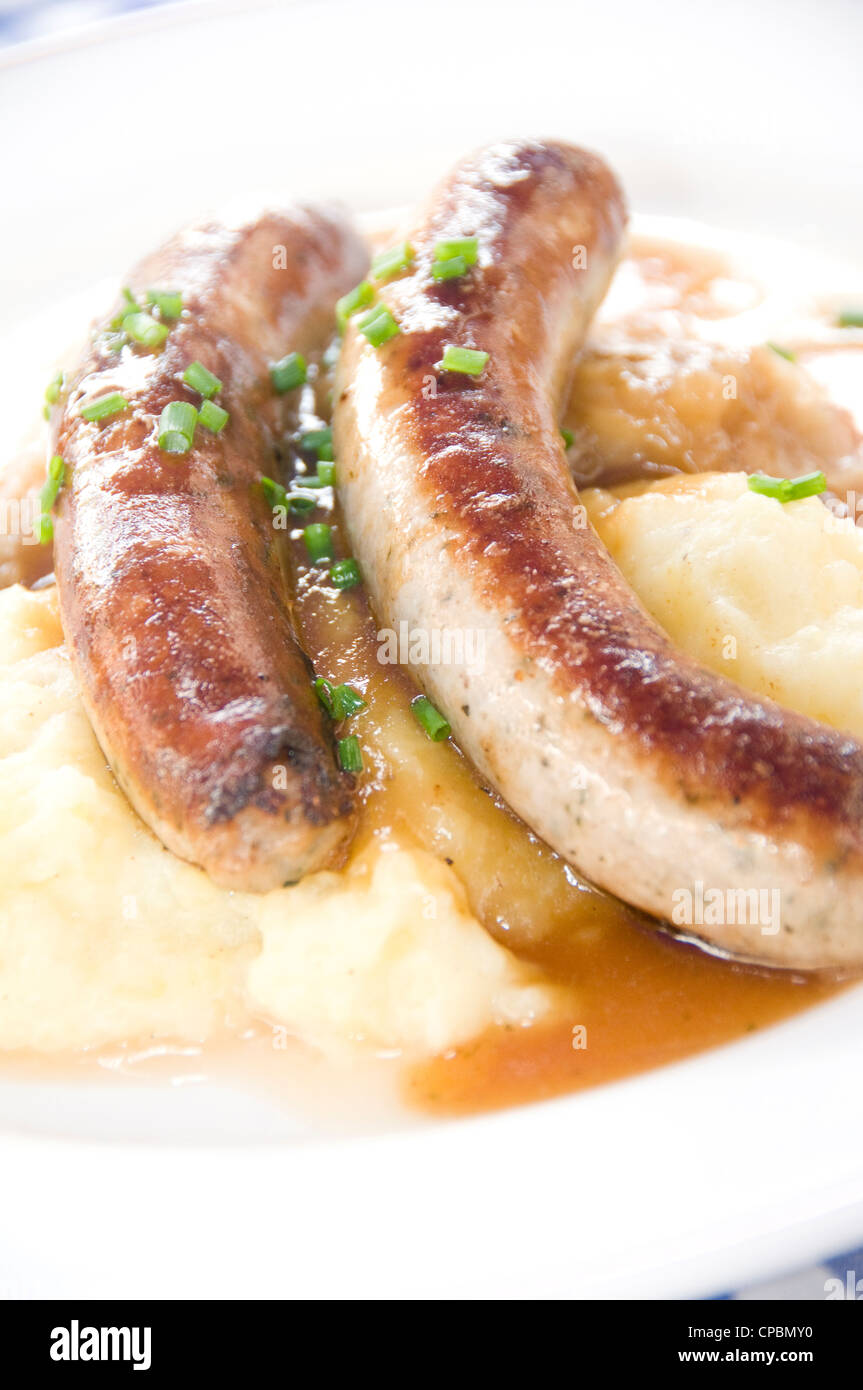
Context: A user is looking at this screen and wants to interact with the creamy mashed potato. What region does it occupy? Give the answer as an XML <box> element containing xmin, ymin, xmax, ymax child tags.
<box><xmin>0</xmin><ymin>584</ymin><xmax>547</xmax><ymax>1055</ymax></box>
<box><xmin>583</xmin><ymin>472</ymin><xmax>863</xmax><ymax>738</ymax></box>
<box><xmin>3</xmin><ymin>472</ymin><xmax>859</xmax><ymax>1059</ymax></box>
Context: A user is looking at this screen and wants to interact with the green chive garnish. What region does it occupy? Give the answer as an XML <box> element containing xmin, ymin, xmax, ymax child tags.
<box><xmin>371</xmin><ymin>241</ymin><xmax>414</xmax><ymax>283</ymax></box>
<box><xmin>439</xmin><ymin>345</ymin><xmax>488</xmax><ymax>376</ymax></box>
<box><xmin>303</xmin><ymin>522</ymin><xmax>333</xmax><ymax>563</ymax></box>
<box><xmin>561</xmin><ymin>427</ymin><xmax>574</xmax><ymax>449</ymax></box>
<box><xmin>261</xmin><ymin>476</ymin><xmax>288</xmax><ymax>509</ymax></box>
<box><xmin>747</xmin><ymin>470</ymin><xmax>826</xmax><ymax>503</ymax></box>
<box><xmin>110</xmin><ymin>287</ymin><xmax>141</xmax><ymax>329</ymax></box>
<box><xmin>411</xmin><ymin>694</ymin><xmax>451</xmax><ymax>741</ymax></box>
<box><xmin>262</xmin><ymin>476</ymin><xmax>324</xmax><ymax>514</ymax></box>
<box><xmin>199</xmin><ymin>399</ymin><xmax>229</xmax><ymax>433</ymax></box>
<box><xmin>337</xmin><ymin>735</ymin><xmax>363</xmax><ymax>772</ymax></box>
<box><xmin>433</xmin><ymin>237</ymin><xmax>478</xmax><ymax>267</ymax></box>
<box><xmin>767</xmin><ymin>341</ymin><xmax>796</xmax><ymax>363</ymax></box>
<box><xmin>314</xmin><ymin>677</ymin><xmax>335</xmax><ymax>715</ymax></box>
<box><xmin>146</xmin><ymin>289</ymin><xmax>183</xmax><ymax>320</ymax></box>
<box><xmin>358</xmin><ymin>305</ymin><xmax>400</xmax><ymax>347</ymax></box>
<box><xmin>298</xmin><ymin>427</ymin><xmax>333</xmax><ymax>461</ymax></box>
<box><xmin>332</xmin><ymin>685</ymin><xmax>366</xmax><ymax>719</ymax></box>
<box><xmin>838</xmin><ymin>308</ymin><xmax>863</xmax><ymax>329</ymax></box>
<box><xmin>431</xmin><ymin>255</ymin><xmax>468</xmax><ymax>282</ymax></box>
<box><xmin>37</xmin><ymin>455</ymin><xmax>66</xmax><ymax>542</ymax></box>
<box><xmin>288</xmin><ymin>490</ymin><xmax>318</xmax><ymax>514</ymax></box>
<box><xmin>270</xmin><ymin>351</ymin><xmax>307</xmax><ymax>394</ymax></box>
<box><xmin>80</xmin><ymin>392</ymin><xmax>128</xmax><ymax>423</ymax></box>
<box><xmin>40</xmin><ymin>454</ymin><xmax>65</xmax><ymax>509</ymax></box>
<box><xmin>44</xmin><ymin>371</ymin><xmax>64</xmax><ymax>409</ymax></box>
<box><xmin>158</xmin><ymin>401</ymin><xmax>197</xmax><ymax>453</ymax></box>
<box><xmin>315</xmin><ymin>678</ymin><xmax>367</xmax><ymax>721</ymax></box>
<box><xmin>315</xmin><ymin>460</ymin><xmax>336</xmax><ymax>487</ymax></box>
<box><xmin>183</xmin><ymin>361</ymin><xmax>222</xmax><ymax>398</ymax></box>
<box><xmin>330</xmin><ymin>558</ymin><xmax>361</xmax><ymax>590</ymax></box>
<box><xmin>336</xmin><ymin>281</ymin><xmax>374</xmax><ymax>332</ymax></box>
<box><xmin>124</xmin><ymin>312</ymin><xmax>169</xmax><ymax>349</ymax></box>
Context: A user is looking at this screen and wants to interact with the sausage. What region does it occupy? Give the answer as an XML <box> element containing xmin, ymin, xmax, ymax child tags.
<box><xmin>53</xmin><ymin>208</ymin><xmax>366</xmax><ymax>890</ymax></box>
<box><xmin>334</xmin><ymin>139</ymin><xmax>863</xmax><ymax>970</ymax></box>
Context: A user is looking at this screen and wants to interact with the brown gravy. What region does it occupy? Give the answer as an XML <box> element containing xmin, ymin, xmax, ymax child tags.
<box><xmin>292</xmin><ymin>227</ymin><xmax>860</xmax><ymax>1116</ymax></box>
<box><xmin>3</xmin><ymin>225</ymin><xmax>860</xmax><ymax>1121</ymax></box>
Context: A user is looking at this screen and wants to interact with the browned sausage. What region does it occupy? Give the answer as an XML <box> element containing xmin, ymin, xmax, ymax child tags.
<box><xmin>334</xmin><ymin>140</ymin><xmax>863</xmax><ymax>969</ymax></box>
<box><xmin>53</xmin><ymin>208</ymin><xmax>366</xmax><ymax>889</ymax></box>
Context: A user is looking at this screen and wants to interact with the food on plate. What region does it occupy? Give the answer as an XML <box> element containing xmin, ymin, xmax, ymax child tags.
<box><xmin>51</xmin><ymin>209</ymin><xmax>365</xmax><ymax>890</ymax></box>
<box><xmin>335</xmin><ymin>138</ymin><xmax>863</xmax><ymax>970</ymax></box>
<box><xmin>2</xmin><ymin>139</ymin><xmax>863</xmax><ymax>1112</ymax></box>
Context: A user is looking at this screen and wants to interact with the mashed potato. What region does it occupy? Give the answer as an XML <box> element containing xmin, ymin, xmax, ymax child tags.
<box><xmin>0</xmin><ymin>585</ymin><xmax>548</xmax><ymax>1056</ymax></box>
<box><xmin>583</xmin><ymin>471</ymin><xmax>863</xmax><ymax>738</ymax></box>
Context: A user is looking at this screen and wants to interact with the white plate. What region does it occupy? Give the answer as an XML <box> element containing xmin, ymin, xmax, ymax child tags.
<box><xmin>1</xmin><ymin>0</ymin><xmax>863</xmax><ymax>1300</ymax></box>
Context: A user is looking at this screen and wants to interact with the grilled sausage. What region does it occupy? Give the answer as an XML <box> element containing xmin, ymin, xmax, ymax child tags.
<box><xmin>53</xmin><ymin>208</ymin><xmax>366</xmax><ymax>889</ymax></box>
<box><xmin>334</xmin><ymin>140</ymin><xmax>863</xmax><ymax>969</ymax></box>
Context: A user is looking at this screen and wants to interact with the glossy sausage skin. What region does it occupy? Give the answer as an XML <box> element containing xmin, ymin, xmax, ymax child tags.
<box><xmin>334</xmin><ymin>140</ymin><xmax>863</xmax><ymax>969</ymax></box>
<box><xmin>54</xmin><ymin>208</ymin><xmax>367</xmax><ymax>890</ymax></box>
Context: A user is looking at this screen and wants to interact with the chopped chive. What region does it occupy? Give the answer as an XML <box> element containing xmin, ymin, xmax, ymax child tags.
<box><xmin>561</xmin><ymin>427</ymin><xmax>574</xmax><ymax>449</ymax></box>
<box><xmin>146</xmin><ymin>289</ymin><xmax>183</xmax><ymax>320</ymax></box>
<box><xmin>838</xmin><ymin>308</ymin><xmax>863</xmax><ymax>328</ymax></box>
<box><xmin>261</xmin><ymin>476</ymin><xmax>289</xmax><ymax>510</ymax></box>
<box><xmin>80</xmin><ymin>392</ymin><xmax>128</xmax><ymax>423</ymax></box>
<box><xmin>39</xmin><ymin>454</ymin><xmax>66</xmax><ymax>511</ymax></box>
<box><xmin>330</xmin><ymin>557</ymin><xmax>361</xmax><ymax>590</ymax></box>
<box><xmin>183</xmin><ymin>361</ymin><xmax>222</xmax><ymax>398</ymax></box>
<box><xmin>439</xmin><ymin>344</ymin><xmax>488</xmax><ymax>376</ymax></box>
<box><xmin>371</xmin><ymin>241</ymin><xmax>414</xmax><ymax>283</ymax></box>
<box><xmin>431</xmin><ymin>254</ymin><xmax>468</xmax><ymax>282</ymax></box>
<box><xmin>303</xmin><ymin>522</ymin><xmax>333</xmax><ymax>562</ymax></box>
<box><xmin>316</xmin><ymin>678</ymin><xmax>366</xmax><ymax>721</ymax></box>
<box><xmin>336</xmin><ymin>280</ymin><xmax>374</xmax><ymax>332</ymax></box>
<box><xmin>433</xmin><ymin>237</ymin><xmax>478</xmax><ymax>267</ymax></box>
<box><xmin>767</xmin><ymin>341</ymin><xmax>796</xmax><ymax>363</ymax></box>
<box><xmin>314</xmin><ymin>676</ymin><xmax>335</xmax><ymax>716</ymax></box>
<box><xmin>337</xmin><ymin>735</ymin><xmax>363</xmax><ymax>773</ymax></box>
<box><xmin>331</xmin><ymin>684</ymin><xmax>367</xmax><ymax>720</ymax></box>
<box><xmin>288</xmin><ymin>490</ymin><xmax>318</xmax><ymax>514</ymax></box>
<box><xmin>298</xmin><ymin>427</ymin><xmax>333</xmax><ymax>461</ymax></box>
<box><xmin>747</xmin><ymin>472</ymin><xmax>790</xmax><ymax>500</ymax></box>
<box><xmin>315</xmin><ymin>460</ymin><xmax>336</xmax><ymax>487</ymax></box>
<box><xmin>110</xmin><ymin>287</ymin><xmax>141</xmax><ymax>329</ymax></box>
<box><xmin>124</xmin><ymin>311</ymin><xmax>169</xmax><ymax>349</ymax></box>
<box><xmin>411</xmin><ymin>694</ymin><xmax>451</xmax><ymax>741</ymax></box>
<box><xmin>782</xmin><ymin>470</ymin><xmax>827</xmax><ymax>501</ymax></box>
<box><xmin>37</xmin><ymin>455</ymin><xmax>66</xmax><ymax>541</ymax></box>
<box><xmin>270</xmin><ymin>351</ymin><xmax>307</xmax><ymax>394</ymax></box>
<box><xmin>199</xmin><ymin>399</ymin><xmax>229</xmax><ymax>433</ymax></box>
<box><xmin>44</xmin><ymin>371</ymin><xmax>64</xmax><ymax>408</ymax></box>
<box><xmin>358</xmin><ymin>304</ymin><xmax>400</xmax><ymax>347</ymax></box>
<box><xmin>747</xmin><ymin>470</ymin><xmax>826</xmax><ymax>502</ymax></box>
<box><xmin>158</xmin><ymin>400</ymin><xmax>197</xmax><ymax>453</ymax></box>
